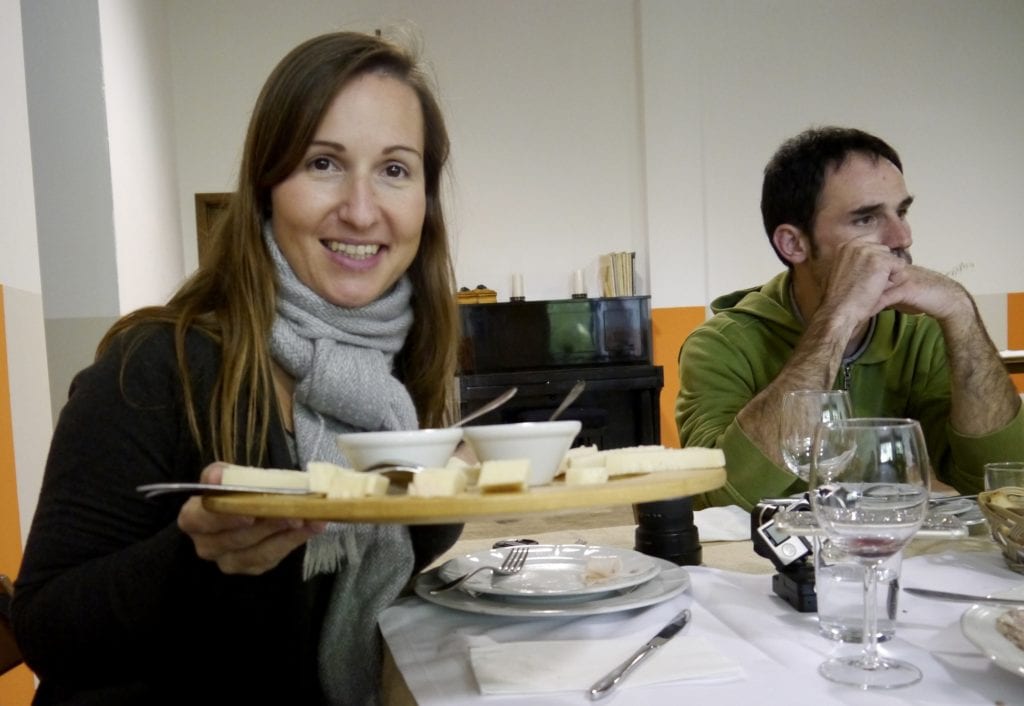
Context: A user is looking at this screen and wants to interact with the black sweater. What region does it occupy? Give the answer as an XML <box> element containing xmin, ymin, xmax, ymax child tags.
<box><xmin>13</xmin><ymin>326</ymin><xmax>459</xmax><ymax>705</ymax></box>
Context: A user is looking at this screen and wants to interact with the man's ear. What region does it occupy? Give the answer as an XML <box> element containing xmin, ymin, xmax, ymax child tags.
<box><xmin>772</xmin><ymin>225</ymin><xmax>810</xmax><ymax>265</ymax></box>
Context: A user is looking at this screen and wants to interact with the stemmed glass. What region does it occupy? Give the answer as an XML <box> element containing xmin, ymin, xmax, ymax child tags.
<box><xmin>780</xmin><ymin>390</ymin><xmax>852</xmax><ymax>482</ymax></box>
<box><xmin>808</xmin><ymin>418</ymin><xmax>931</xmax><ymax>689</ymax></box>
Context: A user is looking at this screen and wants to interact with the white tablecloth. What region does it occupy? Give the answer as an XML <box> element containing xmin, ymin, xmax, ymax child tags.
<box><xmin>380</xmin><ymin>549</ymin><xmax>1024</xmax><ymax>705</ymax></box>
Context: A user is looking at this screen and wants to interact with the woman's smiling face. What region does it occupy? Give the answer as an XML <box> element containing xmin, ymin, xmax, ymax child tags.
<box><xmin>270</xmin><ymin>72</ymin><xmax>426</xmax><ymax>308</ymax></box>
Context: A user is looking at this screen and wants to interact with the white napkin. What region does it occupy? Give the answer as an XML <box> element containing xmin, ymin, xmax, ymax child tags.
<box><xmin>693</xmin><ymin>505</ymin><xmax>749</xmax><ymax>541</ymax></box>
<box><xmin>469</xmin><ymin>632</ymin><xmax>744</xmax><ymax>695</ymax></box>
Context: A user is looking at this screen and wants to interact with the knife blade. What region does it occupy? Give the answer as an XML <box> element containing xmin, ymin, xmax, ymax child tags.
<box><xmin>903</xmin><ymin>587</ymin><xmax>1024</xmax><ymax>606</ymax></box>
<box><xmin>588</xmin><ymin>608</ymin><xmax>691</xmax><ymax>701</ymax></box>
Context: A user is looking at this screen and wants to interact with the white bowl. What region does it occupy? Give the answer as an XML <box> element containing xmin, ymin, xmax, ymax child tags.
<box><xmin>335</xmin><ymin>428</ymin><xmax>463</xmax><ymax>471</ymax></box>
<box><xmin>462</xmin><ymin>420</ymin><xmax>582</xmax><ymax>486</ymax></box>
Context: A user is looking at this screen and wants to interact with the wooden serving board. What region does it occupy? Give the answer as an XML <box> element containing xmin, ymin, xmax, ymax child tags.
<box><xmin>203</xmin><ymin>467</ymin><xmax>725</xmax><ymax>524</ymax></box>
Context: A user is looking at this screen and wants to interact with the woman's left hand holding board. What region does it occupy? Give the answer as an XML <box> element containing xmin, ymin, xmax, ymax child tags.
<box><xmin>178</xmin><ymin>462</ymin><xmax>326</xmax><ymax>575</ymax></box>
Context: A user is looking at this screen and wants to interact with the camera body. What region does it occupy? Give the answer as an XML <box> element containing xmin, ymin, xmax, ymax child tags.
<box><xmin>751</xmin><ymin>497</ymin><xmax>813</xmax><ymax>569</ymax></box>
<box><xmin>751</xmin><ymin>496</ymin><xmax>817</xmax><ymax>613</ymax></box>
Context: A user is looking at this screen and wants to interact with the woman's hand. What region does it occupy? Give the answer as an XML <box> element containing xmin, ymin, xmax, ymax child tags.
<box><xmin>178</xmin><ymin>463</ymin><xmax>326</xmax><ymax>575</ymax></box>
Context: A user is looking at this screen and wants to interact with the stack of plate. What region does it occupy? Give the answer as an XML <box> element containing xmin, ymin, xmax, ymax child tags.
<box><xmin>414</xmin><ymin>544</ymin><xmax>689</xmax><ymax>617</ymax></box>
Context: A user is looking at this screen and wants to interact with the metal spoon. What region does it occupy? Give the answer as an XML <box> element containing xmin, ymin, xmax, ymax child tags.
<box><xmin>364</xmin><ymin>463</ymin><xmax>424</xmax><ymax>486</ymax></box>
<box><xmin>452</xmin><ymin>386</ymin><xmax>518</xmax><ymax>428</ymax></box>
<box><xmin>549</xmin><ymin>380</ymin><xmax>586</xmax><ymax>421</ymax></box>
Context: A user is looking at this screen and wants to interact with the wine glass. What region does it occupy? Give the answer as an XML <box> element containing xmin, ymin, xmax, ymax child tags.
<box><xmin>780</xmin><ymin>390</ymin><xmax>852</xmax><ymax>482</ymax></box>
<box><xmin>809</xmin><ymin>418</ymin><xmax>931</xmax><ymax>689</ymax></box>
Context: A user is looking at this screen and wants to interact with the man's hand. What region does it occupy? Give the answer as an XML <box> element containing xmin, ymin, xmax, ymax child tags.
<box><xmin>178</xmin><ymin>463</ymin><xmax>326</xmax><ymax>575</ymax></box>
<box><xmin>818</xmin><ymin>239</ymin><xmax>910</xmax><ymax>328</ymax></box>
<box><xmin>877</xmin><ymin>263</ymin><xmax>974</xmax><ymax>325</ymax></box>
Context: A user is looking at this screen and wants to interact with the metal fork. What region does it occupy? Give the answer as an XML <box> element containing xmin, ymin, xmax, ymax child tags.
<box><xmin>429</xmin><ymin>545</ymin><xmax>530</xmax><ymax>594</ymax></box>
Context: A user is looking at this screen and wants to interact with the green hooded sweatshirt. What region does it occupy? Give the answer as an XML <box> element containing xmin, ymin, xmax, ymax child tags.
<box><xmin>676</xmin><ymin>271</ymin><xmax>1024</xmax><ymax>511</ymax></box>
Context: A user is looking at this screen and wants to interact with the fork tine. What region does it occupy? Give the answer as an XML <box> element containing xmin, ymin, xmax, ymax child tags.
<box><xmin>506</xmin><ymin>545</ymin><xmax>529</xmax><ymax>573</ymax></box>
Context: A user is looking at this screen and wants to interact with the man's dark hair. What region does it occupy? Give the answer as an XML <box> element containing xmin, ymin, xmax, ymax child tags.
<box><xmin>760</xmin><ymin>126</ymin><xmax>903</xmax><ymax>264</ymax></box>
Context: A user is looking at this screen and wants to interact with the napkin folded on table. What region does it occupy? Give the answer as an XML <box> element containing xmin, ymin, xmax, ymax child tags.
<box><xmin>469</xmin><ymin>633</ymin><xmax>744</xmax><ymax>695</ymax></box>
<box><xmin>693</xmin><ymin>505</ymin><xmax>750</xmax><ymax>542</ymax></box>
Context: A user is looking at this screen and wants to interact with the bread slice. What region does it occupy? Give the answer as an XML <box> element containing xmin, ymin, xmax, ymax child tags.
<box><xmin>221</xmin><ymin>464</ymin><xmax>309</xmax><ymax>490</ymax></box>
<box><xmin>567</xmin><ymin>445</ymin><xmax>665</xmax><ymax>469</ymax></box>
<box><xmin>605</xmin><ymin>447</ymin><xmax>725</xmax><ymax>476</ymax></box>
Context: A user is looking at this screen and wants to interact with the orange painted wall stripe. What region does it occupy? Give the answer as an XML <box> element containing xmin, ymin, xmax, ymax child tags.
<box><xmin>1009</xmin><ymin>292</ymin><xmax>1024</xmax><ymax>393</ymax></box>
<box><xmin>0</xmin><ymin>286</ymin><xmax>22</xmax><ymax>571</ymax></box>
<box><xmin>652</xmin><ymin>306</ymin><xmax>707</xmax><ymax>447</ymax></box>
<box><xmin>0</xmin><ymin>286</ymin><xmax>35</xmax><ymax>703</ymax></box>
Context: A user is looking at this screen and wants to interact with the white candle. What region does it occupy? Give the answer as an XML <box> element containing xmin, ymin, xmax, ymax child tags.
<box><xmin>572</xmin><ymin>269</ymin><xmax>585</xmax><ymax>295</ymax></box>
<box><xmin>511</xmin><ymin>273</ymin><xmax>524</xmax><ymax>299</ymax></box>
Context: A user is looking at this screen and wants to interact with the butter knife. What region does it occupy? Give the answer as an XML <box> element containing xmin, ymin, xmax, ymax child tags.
<box><xmin>903</xmin><ymin>587</ymin><xmax>1024</xmax><ymax>606</ymax></box>
<box><xmin>588</xmin><ymin>608</ymin><xmax>691</xmax><ymax>701</ymax></box>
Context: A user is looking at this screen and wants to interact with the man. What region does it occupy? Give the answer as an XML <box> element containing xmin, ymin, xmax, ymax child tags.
<box><xmin>677</xmin><ymin>126</ymin><xmax>1024</xmax><ymax>510</ymax></box>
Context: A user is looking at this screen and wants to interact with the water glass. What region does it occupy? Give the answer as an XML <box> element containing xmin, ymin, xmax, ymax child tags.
<box><xmin>814</xmin><ymin>538</ymin><xmax>900</xmax><ymax>642</ymax></box>
<box><xmin>809</xmin><ymin>417</ymin><xmax>929</xmax><ymax>689</ymax></box>
<box><xmin>983</xmin><ymin>461</ymin><xmax>1024</xmax><ymax>490</ymax></box>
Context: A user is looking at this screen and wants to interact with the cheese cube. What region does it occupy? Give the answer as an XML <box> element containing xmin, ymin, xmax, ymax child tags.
<box><xmin>559</xmin><ymin>444</ymin><xmax>598</xmax><ymax>473</ymax></box>
<box><xmin>325</xmin><ymin>468</ymin><xmax>390</xmax><ymax>499</ymax></box>
<box><xmin>408</xmin><ymin>467</ymin><xmax>468</xmax><ymax>497</ymax></box>
<box><xmin>445</xmin><ymin>456</ymin><xmax>482</xmax><ymax>485</ymax></box>
<box><xmin>305</xmin><ymin>461</ymin><xmax>351</xmax><ymax>494</ymax></box>
<box><xmin>477</xmin><ymin>459</ymin><xmax>530</xmax><ymax>493</ymax></box>
<box><xmin>565</xmin><ymin>465</ymin><xmax>609</xmax><ymax>486</ymax></box>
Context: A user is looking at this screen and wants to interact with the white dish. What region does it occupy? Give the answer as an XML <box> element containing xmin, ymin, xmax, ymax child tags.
<box><xmin>415</xmin><ymin>558</ymin><xmax>688</xmax><ymax>617</ymax></box>
<box><xmin>461</xmin><ymin>420</ymin><xmax>581</xmax><ymax>486</ymax></box>
<box><xmin>335</xmin><ymin>427</ymin><xmax>463</xmax><ymax>471</ymax></box>
<box><xmin>438</xmin><ymin>544</ymin><xmax>659</xmax><ymax>597</ymax></box>
<box><xmin>961</xmin><ymin>584</ymin><xmax>1024</xmax><ymax>678</ymax></box>
<box><xmin>929</xmin><ymin>498</ymin><xmax>975</xmax><ymax>516</ymax></box>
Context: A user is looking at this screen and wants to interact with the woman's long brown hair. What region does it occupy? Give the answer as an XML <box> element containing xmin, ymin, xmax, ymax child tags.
<box><xmin>98</xmin><ymin>31</ymin><xmax>459</xmax><ymax>464</ymax></box>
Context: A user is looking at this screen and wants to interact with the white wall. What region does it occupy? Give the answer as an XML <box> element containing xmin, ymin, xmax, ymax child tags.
<box><xmin>642</xmin><ymin>0</ymin><xmax>1024</xmax><ymax>306</ymax></box>
<box><xmin>23</xmin><ymin>0</ymin><xmax>188</xmax><ymax>420</ymax></box>
<box><xmin>2</xmin><ymin>0</ymin><xmax>50</xmax><ymax>547</ymax></box>
<box><xmin>22</xmin><ymin>0</ymin><xmax>120</xmax><ymax>320</ymax></box>
<box><xmin>0</xmin><ymin>1</ymin><xmax>41</xmax><ymax>296</ymax></box>
<box><xmin>164</xmin><ymin>0</ymin><xmax>646</xmax><ymax>303</ymax></box>
<box><xmin>162</xmin><ymin>0</ymin><xmax>1024</xmax><ymax>310</ymax></box>
<box><xmin>99</xmin><ymin>0</ymin><xmax>185</xmax><ymax>312</ymax></box>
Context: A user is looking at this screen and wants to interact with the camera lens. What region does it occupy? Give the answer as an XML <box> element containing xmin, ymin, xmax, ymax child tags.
<box><xmin>633</xmin><ymin>498</ymin><xmax>702</xmax><ymax>565</ymax></box>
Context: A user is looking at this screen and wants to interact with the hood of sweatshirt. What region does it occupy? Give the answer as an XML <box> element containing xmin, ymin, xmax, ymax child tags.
<box><xmin>709</xmin><ymin>270</ymin><xmax>908</xmax><ymax>367</ymax></box>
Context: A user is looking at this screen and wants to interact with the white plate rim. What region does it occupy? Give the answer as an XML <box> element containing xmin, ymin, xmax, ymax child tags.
<box><xmin>415</xmin><ymin>558</ymin><xmax>688</xmax><ymax>617</ymax></box>
<box><xmin>437</xmin><ymin>544</ymin><xmax>660</xmax><ymax>597</ymax></box>
<box><xmin>960</xmin><ymin>584</ymin><xmax>1024</xmax><ymax>678</ymax></box>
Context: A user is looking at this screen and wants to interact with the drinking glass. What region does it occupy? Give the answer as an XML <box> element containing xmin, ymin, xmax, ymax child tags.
<box><xmin>983</xmin><ymin>461</ymin><xmax>1024</xmax><ymax>490</ymax></box>
<box><xmin>780</xmin><ymin>390</ymin><xmax>852</xmax><ymax>482</ymax></box>
<box><xmin>808</xmin><ymin>418</ymin><xmax>930</xmax><ymax>689</ymax></box>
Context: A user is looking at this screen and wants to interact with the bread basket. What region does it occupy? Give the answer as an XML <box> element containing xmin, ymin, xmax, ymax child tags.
<box><xmin>978</xmin><ymin>486</ymin><xmax>1024</xmax><ymax>574</ymax></box>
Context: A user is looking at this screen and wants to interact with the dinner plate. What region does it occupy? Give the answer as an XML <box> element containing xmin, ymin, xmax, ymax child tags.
<box><xmin>415</xmin><ymin>558</ymin><xmax>688</xmax><ymax>617</ymax></box>
<box><xmin>437</xmin><ymin>544</ymin><xmax>659</xmax><ymax>597</ymax></box>
<box><xmin>961</xmin><ymin>584</ymin><xmax>1024</xmax><ymax>678</ymax></box>
<box><xmin>929</xmin><ymin>498</ymin><xmax>986</xmax><ymax>527</ymax></box>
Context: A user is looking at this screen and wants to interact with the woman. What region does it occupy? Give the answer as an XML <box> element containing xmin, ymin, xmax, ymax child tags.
<box><xmin>13</xmin><ymin>31</ymin><xmax>461</xmax><ymax>705</ymax></box>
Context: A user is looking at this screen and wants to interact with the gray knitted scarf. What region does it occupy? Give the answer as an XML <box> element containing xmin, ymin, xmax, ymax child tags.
<box><xmin>264</xmin><ymin>225</ymin><xmax>416</xmax><ymax>706</ymax></box>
